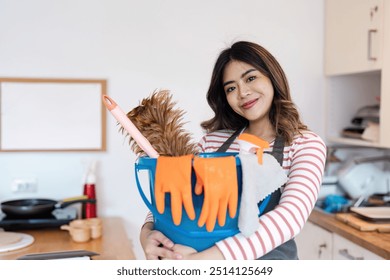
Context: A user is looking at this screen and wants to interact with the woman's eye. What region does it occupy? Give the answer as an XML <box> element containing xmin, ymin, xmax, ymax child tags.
<box><xmin>225</xmin><ymin>86</ymin><xmax>235</xmax><ymax>94</ymax></box>
<box><xmin>247</xmin><ymin>76</ymin><xmax>256</xmax><ymax>82</ymax></box>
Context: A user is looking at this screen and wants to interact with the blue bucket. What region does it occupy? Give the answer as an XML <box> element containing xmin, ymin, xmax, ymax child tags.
<box><xmin>135</xmin><ymin>152</ymin><xmax>270</xmax><ymax>251</ymax></box>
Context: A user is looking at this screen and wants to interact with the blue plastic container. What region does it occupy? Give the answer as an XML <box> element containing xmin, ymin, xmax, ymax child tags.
<box><xmin>135</xmin><ymin>152</ymin><xmax>270</xmax><ymax>251</ymax></box>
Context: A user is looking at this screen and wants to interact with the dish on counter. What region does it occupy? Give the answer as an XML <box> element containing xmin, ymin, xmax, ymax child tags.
<box><xmin>350</xmin><ymin>207</ymin><xmax>390</xmax><ymax>222</ymax></box>
<box><xmin>0</xmin><ymin>232</ymin><xmax>34</xmax><ymax>253</ymax></box>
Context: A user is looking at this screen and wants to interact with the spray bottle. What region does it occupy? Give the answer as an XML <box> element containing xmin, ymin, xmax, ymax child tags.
<box><xmin>82</xmin><ymin>160</ymin><xmax>97</xmax><ymax>218</ymax></box>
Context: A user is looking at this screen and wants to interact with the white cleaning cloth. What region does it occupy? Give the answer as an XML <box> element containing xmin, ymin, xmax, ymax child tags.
<box><xmin>238</xmin><ymin>153</ymin><xmax>288</xmax><ymax>237</ymax></box>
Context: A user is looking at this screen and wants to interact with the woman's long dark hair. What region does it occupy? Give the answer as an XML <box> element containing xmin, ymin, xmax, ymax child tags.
<box><xmin>201</xmin><ymin>41</ymin><xmax>307</xmax><ymax>144</ymax></box>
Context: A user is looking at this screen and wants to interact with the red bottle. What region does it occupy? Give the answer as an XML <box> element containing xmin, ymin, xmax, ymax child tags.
<box><xmin>82</xmin><ymin>161</ymin><xmax>97</xmax><ymax>218</ymax></box>
<box><xmin>83</xmin><ymin>184</ymin><xmax>96</xmax><ymax>218</ymax></box>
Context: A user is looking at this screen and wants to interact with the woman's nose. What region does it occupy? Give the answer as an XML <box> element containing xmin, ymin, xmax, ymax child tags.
<box><xmin>238</xmin><ymin>82</ymin><xmax>250</xmax><ymax>97</ymax></box>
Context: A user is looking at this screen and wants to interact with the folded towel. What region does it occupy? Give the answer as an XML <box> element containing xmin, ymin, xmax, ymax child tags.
<box><xmin>238</xmin><ymin>153</ymin><xmax>288</xmax><ymax>237</ymax></box>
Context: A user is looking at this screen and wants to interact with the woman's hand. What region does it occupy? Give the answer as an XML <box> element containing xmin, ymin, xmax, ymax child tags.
<box><xmin>170</xmin><ymin>244</ymin><xmax>198</xmax><ymax>259</ymax></box>
<box><xmin>166</xmin><ymin>244</ymin><xmax>225</xmax><ymax>260</ymax></box>
<box><xmin>140</xmin><ymin>222</ymin><xmax>182</xmax><ymax>260</ymax></box>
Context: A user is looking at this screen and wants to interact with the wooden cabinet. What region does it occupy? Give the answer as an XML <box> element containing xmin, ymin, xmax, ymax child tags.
<box><xmin>296</xmin><ymin>221</ymin><xmax>384</xmax><ymax>260</ymax></box>
<box><xmin>325</xmin><ymin>0</ymin><xmax>383</xmax><ymax>75</ymax></box>
<box><xmin>325</xmin><ymin>0</ymin><xmax>390</xmax><ymax>148</ymax></box>
<box><xmin>295</xmin><ymin>222</ymin><xmax>333</xmax><ymax>260</ymax></box>
<box><xmin>333</xmin><ymin>234</ymin><xmax>383</xmax><ymax>260</ymax></box>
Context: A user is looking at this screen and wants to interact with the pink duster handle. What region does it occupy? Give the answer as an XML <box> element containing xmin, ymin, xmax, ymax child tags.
<box><xmin>102</xmin><ymin>95</ymin><xmax>159</xmax><ymax>158</ymax></box>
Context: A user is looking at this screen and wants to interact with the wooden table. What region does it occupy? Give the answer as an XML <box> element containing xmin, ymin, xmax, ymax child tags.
<box><xmin>0</xmin><ymin>217</ymin><xmax>136</xmax><ymax>260</ymax></box>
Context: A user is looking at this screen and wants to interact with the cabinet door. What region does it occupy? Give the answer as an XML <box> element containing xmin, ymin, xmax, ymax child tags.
<box><xmin>333</xmin><ymin>234</ymin><xmax>384</xmax><ymax>260</ymax></box>
<box><xmin>295</xmin><ymin>222</ymin><xmax>333</xmax><ymax>260</ymax></box>
<box><xmin>325</xmin><ymin>0</ymin><xmax>383</xmax><ymax>75</ymax></box>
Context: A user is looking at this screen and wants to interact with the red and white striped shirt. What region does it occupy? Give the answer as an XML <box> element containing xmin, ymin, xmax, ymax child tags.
<box><xmin>198</xmin><ymin>129</ymin><xmax>326</xmax><ymax>260</ymax></box>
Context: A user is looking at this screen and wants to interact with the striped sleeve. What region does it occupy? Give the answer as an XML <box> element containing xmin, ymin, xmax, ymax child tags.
<box><xmin>215</xmin><ymin>132</ymin><xmax>327</xmax><ymax>260</ymax></box>
<box><xmin>144</xmin><ymin>211</ymin><xmax>154</xmax><ymax>224</ymax></box>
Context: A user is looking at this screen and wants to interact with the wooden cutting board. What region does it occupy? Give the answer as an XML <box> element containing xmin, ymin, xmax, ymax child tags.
<box><xmin>336</xmin><ymin>213</ymin><xmax>390</xmax><ymax>233</ymax></box>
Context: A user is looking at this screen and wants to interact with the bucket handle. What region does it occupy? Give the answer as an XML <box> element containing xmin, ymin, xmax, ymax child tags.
<box><xmin>134</xmin><ymin>163</ymin><xmax>159</xmax><ymax>217</ymax></box>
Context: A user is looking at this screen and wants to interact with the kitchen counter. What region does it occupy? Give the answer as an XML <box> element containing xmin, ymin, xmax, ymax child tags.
<box><xmin>0</xmin><ymin>217</ymin><xmax>136</xmax><ymax>260</ymax></box>
<box><xmin>309</xmin><ymin>209</ymin><xmax>390</xmax><ymax>259</ymax></box>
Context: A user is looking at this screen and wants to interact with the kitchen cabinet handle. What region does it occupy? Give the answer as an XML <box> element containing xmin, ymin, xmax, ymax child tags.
<box><xmin>318</xmin><ymin>243</ymin><xmax>327</xmax><ymax>259</ymax></box>
<box><xmin>367</xmin><ymin>29</ymin><xmax>377</xmax><ymax>61</ymax></box>
<box><xmin>338</xmin><ymin>249</ymin><xmax>364</xmax><ymax>260</ymax></box>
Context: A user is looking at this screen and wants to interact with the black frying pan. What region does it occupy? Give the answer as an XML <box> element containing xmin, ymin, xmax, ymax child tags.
<box><xmin>1</xmin><ymin>196</ymin><xmax>95</xmax><ymax>217</ymax></box>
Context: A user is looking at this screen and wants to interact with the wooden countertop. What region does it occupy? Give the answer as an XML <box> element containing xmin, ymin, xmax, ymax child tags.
<box><xmin>309</xmin><ymin>209</ymin><xmax>390</xmax><ymax>259</ymax></box>
<box><xmin>0</xmin><ymin>217</ymin><xmax>136</xmax><ymax>260</ymax></box>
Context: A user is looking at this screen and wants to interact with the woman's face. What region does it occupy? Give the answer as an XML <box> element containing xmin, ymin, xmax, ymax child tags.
<box><xmin>222</xmin><ymin>60</ymin><xmax>274</xmax><ymax>125</ymax></box>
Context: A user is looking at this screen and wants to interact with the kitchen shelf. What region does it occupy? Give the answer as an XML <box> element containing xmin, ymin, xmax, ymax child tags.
<box><xmin>328</xmin><ymin>137</ymin><xmax>386</xmax><ymax>149</ymax></box>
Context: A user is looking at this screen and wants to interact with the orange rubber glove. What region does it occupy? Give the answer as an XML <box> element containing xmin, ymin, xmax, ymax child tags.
<box><xmin>193</xmin><ymin>156</ymin><xmax>238</xmax><ymax>232</ymax></box>
<box><xmin>154</xmin><ymin>154</ymin><xmax>195</xmax><ymax>225</ymax></box>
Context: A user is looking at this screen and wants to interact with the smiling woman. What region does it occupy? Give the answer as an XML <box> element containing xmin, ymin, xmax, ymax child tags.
<box><xmin>0</xmin><ymin>77</ymin><xmax>106</xmax><ymax>152</ymax></box>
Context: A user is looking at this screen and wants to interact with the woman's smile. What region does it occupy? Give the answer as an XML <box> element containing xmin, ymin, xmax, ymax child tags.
<box><xmin>241</xmin><ymin>98</ymin><xmax>259</xmax><ymax>109</ymax></box>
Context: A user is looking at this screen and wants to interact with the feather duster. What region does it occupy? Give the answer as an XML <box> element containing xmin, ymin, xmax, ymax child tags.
<box><xmin>120</xmin><ymin>89</ymin><xmax>198</xmax><ymax>156</ymax></box>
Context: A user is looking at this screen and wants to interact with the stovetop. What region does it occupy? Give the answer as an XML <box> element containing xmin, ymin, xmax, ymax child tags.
<box><xmin>0</xmin><ymin>207</ymin><xmax>78</xmax><ymax>231</ymax></box>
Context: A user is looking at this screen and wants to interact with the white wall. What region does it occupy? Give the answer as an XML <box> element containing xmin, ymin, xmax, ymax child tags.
<box><xmin>0</xmin><ymin>0</ymin><xmax>325</xmax><ymax>259</ymax></box>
